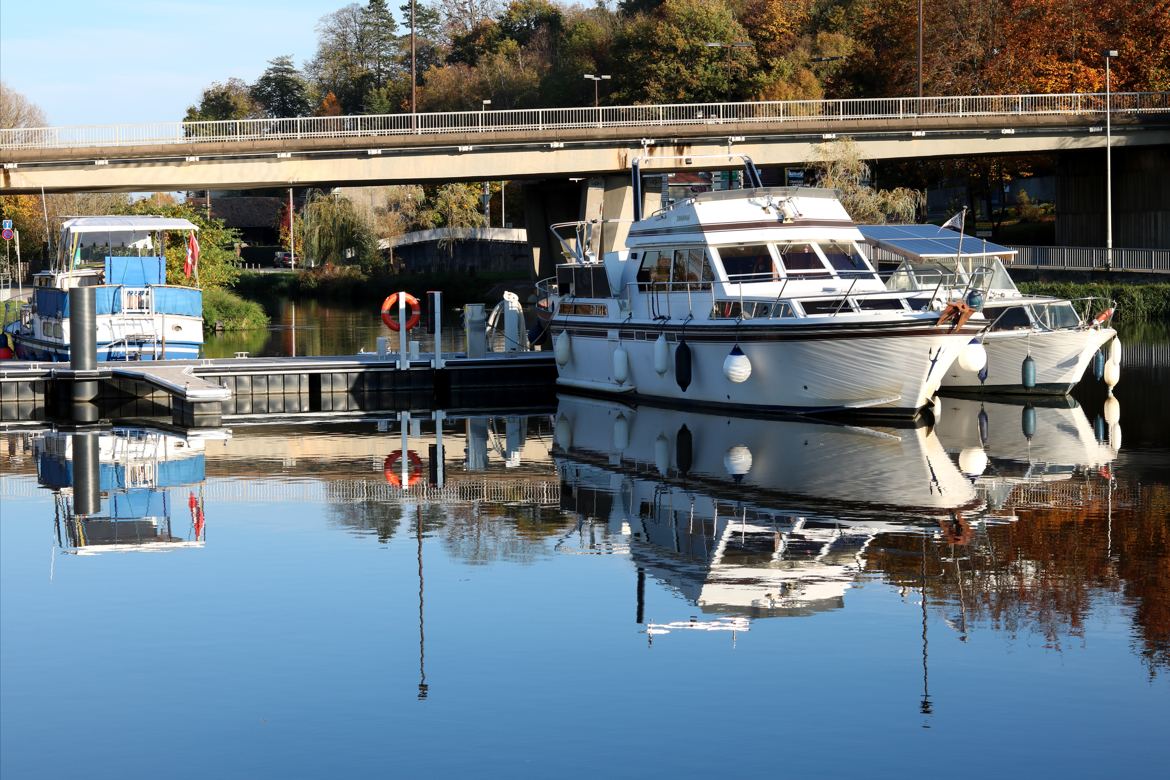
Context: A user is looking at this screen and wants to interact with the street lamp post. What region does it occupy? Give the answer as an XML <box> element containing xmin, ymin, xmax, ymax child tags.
<box><xmin>1104</xmin><ymin>49</ymin><xmax>1118</xmax><ymax>270</ymax></box>
<box><xmin>583</xmin><ymin>74</ymin><xmax>610</xmax><ymax>108</ymax></box>
<box><xmin>704</xmin><ymin>41</ymin><xmax>751</xmax><ymax>103</ymax></box>
<box><xmin>479</xmin><ymin>98</ymin><xmax>491</xmax><ymax>133</ymax></box>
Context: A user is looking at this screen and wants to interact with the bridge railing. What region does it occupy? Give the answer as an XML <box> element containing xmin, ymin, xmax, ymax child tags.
<box><xmin>3</xmin><ymin>92</ymin><xmax>1168</xmax><ymax>151</ymax></box>
<box><xmin>1009</xmin><ymin>246</ymin><xmax>1170</xmax><ymax>273</ymax></box>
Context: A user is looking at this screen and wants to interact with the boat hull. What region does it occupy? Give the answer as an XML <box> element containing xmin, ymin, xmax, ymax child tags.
<box><xmin>551</xmin><ymin>318</ymin><xmax>982</xmax><ymax>415</ymax></box>
<box><xmin>942</xmin><ymin>327</ymin><xmax>1116</xmax><ymax>394</ymax></box>
<box><xmin>10</xmin><ymin>331</ymin><xmax>202</xmax><ymax>361</ymax></box>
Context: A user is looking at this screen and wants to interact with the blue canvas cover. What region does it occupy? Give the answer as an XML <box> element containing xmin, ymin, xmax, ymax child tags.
<box><xmin>104</xmin><ymin>256</ymin><xmax>166</xmax><ymax>286</ymax></box>
<box><xmin>152</xmin><ymin>286</ymin><xmax>203</xmax><ymax>317</ymax></box>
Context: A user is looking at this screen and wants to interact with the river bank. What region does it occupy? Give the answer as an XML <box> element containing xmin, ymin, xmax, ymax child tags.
<box><xmin>1017</xmin><ymin>280</ymin><xmax>1170</xmax><ymax>321</ymax></box>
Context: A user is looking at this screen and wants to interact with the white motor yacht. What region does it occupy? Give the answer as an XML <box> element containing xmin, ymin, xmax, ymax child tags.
<box><xmin>870</xmin><ymin>226</ymin><xmax>1119</xmax><ymax>394</ymax></box>
<box><xmin>538</xmin><ymin>157</ymin><xmax>987</xmax><ymax>416</ymax></box>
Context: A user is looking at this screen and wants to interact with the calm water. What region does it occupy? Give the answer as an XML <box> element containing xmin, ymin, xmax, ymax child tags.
<box><xmin>2</xmin><ymin>317</ymin><xmax>1168</xmax><ymax>778</ymax></box>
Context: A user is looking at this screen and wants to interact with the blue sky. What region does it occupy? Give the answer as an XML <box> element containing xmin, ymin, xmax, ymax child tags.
<box><xmin>1</xmin><ymin>1</ymin><xmax>381</xmax><ymax>126</ymax></box>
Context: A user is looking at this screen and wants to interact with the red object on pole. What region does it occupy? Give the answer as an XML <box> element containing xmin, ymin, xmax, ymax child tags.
<box><xmin>184</xmin><ymin>232</ymin><xmax>200</xmax><ymax>278</ymax></box>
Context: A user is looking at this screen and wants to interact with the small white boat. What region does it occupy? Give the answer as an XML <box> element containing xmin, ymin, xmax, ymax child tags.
<box><xmin>537</xmin><ymin>157</ymin><xmax>986</xmax><ymax>416</ymax></box>
<box><xmin>871</xmin><ymin>227</ymin><xmax>1118</xmax><ymax>394</ymax></box>
<box><xmin>5</xmin><ymin>216</ymin><xmax>206</xmax><ymax>361</ymax></box>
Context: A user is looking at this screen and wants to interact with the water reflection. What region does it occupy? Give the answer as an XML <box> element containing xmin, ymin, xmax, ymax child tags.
<box><xmin>32</xmin><ymin>426</ymin><xmax>228</xmax><ymax>555</ymax></box>
<box><xmin>553</xmin><ymin>395</ymin><xmax>985</xmax><ymax>621</ymax></box>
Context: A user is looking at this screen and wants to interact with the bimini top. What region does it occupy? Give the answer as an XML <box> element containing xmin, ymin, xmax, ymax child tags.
<box><xmin>859</xmin><ymin>224</ymin><xmax>1016</xmax><ymax>260</ymax></box>
<box><xmin>61</xmin><ymin>216</ymin><xmax>199</xmax><ymax>234</ymax></box>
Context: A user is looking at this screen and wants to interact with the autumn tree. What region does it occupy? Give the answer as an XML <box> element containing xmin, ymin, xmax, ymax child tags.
<box><xmin>806</xmin><ymin>137</ymin><xmax>924</xmax><ymax>223</ymax></box>
<box><xmin>0</xmin><ymin>81</ymin><xmax>47</xmax><ymax>128</ymax></box>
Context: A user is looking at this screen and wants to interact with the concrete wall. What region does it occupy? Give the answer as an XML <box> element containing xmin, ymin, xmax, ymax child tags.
<box><xmin>1057</xmin><ymin>147</ymin><xmax>1170</xmax><ymax>249</ymax></box>
<box><xmin>390</xmin><ymin>238</ymin><xmax>532</xmax><ymax>275</ymax></box>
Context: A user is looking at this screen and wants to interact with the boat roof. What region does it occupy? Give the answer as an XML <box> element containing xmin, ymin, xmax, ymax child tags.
<box><xmin>61</xmin><ymin>216</ymin><xmax>199</xmax><ymax>234</ymax></box>
<box><xmin>859</xmin><ymin>224</ymin><xmax>1015</xmax><ymax>260</ymax></box>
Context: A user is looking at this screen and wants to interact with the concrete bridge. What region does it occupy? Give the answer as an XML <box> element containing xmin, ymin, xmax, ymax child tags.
<box><xmin>3</xmin><ymin>92</ymin><xmax>1168</xmax><ymax>273</ymax></box>
<box><xmin>2</xmin><ymin>92</ymin><xmax>1168</xmax><ymax>194</ymax></box>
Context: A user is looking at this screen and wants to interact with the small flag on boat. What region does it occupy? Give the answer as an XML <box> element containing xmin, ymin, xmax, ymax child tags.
<box><xmin>184</xmin><ymin>232</ymin><xmax>200</xmax><ymax>278</ymax></box>
<box><xmin>940</xmin><ymin>209</ymin><xmax>966</xmax><ymax>232</ymax></box>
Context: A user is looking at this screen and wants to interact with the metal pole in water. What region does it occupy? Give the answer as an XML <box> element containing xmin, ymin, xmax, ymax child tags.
<box><xmin>399</xmin><ymin>292</ymin><xmax>408</xmax><ymax>370</ymax></box>
<box><xmin>431</xmin><ymin>290</ymin><xmax>444</xmax><ymax>369</ymax></box>
<box><xmin>69</xmin><ymin>286</ymin><xmax>98</xmax><ymax>415</ymax></box>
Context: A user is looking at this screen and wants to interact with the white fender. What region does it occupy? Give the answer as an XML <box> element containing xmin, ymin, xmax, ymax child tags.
<box><xmin>554</xmin><ymin>330</ymin><xmax>571</xmax><ymax>367</ymax></box>
<box><xmin>653</xmin><ymin>333</ymin><xmax>669</xmax><ymax>376</ymax></box>
<box><xmin>613</xmin><ymin>345</ymin><xmax>630</xmax><ymax>385</ymax></box>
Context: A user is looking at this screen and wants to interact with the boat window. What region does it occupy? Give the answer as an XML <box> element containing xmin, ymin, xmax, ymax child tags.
<box><xmin>820</xmin><ymin>242</ymin><xmax>876</xmax><ymax>279</ymax></box>
<box><xmin>1033</xmin><ymin>301</ymin><xmax>1081</xmax><ymax>330</ymax></box>
<box><xmin>771</xmin><ymin>301</ymin><xmax>796</xmax><ymax>318</ymax></box>
<box><xmin>637</xmin><ymin>250</ymin><xmax>671</xmax><ymax>290</ymax></box>
<box><xmin>801</xmin><ymin>298</ymin><xmax>855</xmax><ymax>315</ymax></box>
<box><xmin>988</xmin><ymin>306</ymin><xmax>1033</xmax><ymax>331</ymax></box>
<box><xmin>670</xmin><ymin>248</ymin><xmax>713</xmax><ymax>291</ymax></box>
<box><xmin>717</xmin><ymin>244</ymin><xmax>775</xmax><ymax>281</ymax></box>
<box><xmin>777</xmin><ymin>242</ymin><xmax>830</xmax><ymax>277</ymax></box>
<box><xmin>711</xmin><ymin>300</ymin><xmax>773</xmax><ymax>320</ymax></box>
<box><xmin>856</xmin><ymin>298</ymin><xmax>907</xmax><ymax>311</ymax></box>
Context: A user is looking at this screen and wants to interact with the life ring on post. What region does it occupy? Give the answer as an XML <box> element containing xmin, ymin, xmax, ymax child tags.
<box><xmin>381</xmin><ymin>292</ymin><xmax>421</xmax><ymax>332</ymax></box>
<box><xmin>384</xmin><ymin>449</ymin><xmax>424</xmax><ymax>488</ymax></box>
<box><xmin>1093</xmin><ymin>307</ymin><xmax>1114</xmax><ymax>326</ymax></box>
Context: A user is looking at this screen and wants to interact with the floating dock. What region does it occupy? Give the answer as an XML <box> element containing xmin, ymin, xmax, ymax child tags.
<box><xmin>0</xmin><ymin>351</ymin><xmax>557</xmax><ymax>427</ymax></box>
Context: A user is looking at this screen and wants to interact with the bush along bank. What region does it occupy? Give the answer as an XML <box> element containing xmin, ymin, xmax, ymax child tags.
<box><xmin>233</xmin><ymin>266</ymin><xmax>531</xmax><ymax>310</ymax></box>
<box><xmin>203</xmin><ymin>287</ymin><xmax>270</xmax><ymax>332</ymax></box>
<box><xmin>1017</xmin><ymin>282</ymin><xmax>1170</xmax><ymax>322</ymax></box>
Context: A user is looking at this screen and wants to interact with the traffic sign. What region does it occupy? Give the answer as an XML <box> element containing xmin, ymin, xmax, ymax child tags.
<box><xmin>1</xmin><ymin>228</ymin><xmax>13</xmax><ymax>242</ymax></box>
<box><xmin>1</xmin><ymin>219</ymin><xmax>12</xmax><ymax>230</ymax></box>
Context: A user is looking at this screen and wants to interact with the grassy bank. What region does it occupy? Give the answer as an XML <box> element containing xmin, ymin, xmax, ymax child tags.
<box><xmin>203</xmin><ymin>287</ymin><xmax>270</xmax><ymax>332</ymax></box>
<box><xmin>233</xmin><ymin>267</ymin><xmax>529</xmax><ymax>310</ymax></box>
<box><xmin>1017</xmin><ymin>281</ymin><xmax>1170</xmax><ymax>322</ymax></box>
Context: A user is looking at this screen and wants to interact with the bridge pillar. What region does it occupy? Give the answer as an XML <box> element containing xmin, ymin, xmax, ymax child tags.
<box><xmin>581</xmin><ymin>176</ymin><xmax>640</xmax><ymax>258</ymax></box>
<box><xmin>1057</xmin><ymin>147</ymin><xmax>1170</xmax><ymax>249</ymax></box>
<box><xmin>523</xmin><ymin>179</ymin><xmax>584</xmax><ymax>280</ymax></box>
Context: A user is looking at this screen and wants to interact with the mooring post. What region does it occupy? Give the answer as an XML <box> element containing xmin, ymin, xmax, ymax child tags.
<box><xmin>430</xmin><ymin>291</ymin><xmax>444</xmax><ymax>369</ymax></box>
<box><xmin>68</xmin><ymin>287</ymin><xmax>98</xmax><ymax>417</ymax></box>
<box><xmin>399</xmin><ymin>292</ymin><xmax>409</xmax><ymax>370</ymax></box>
<box><xmin>71</xmin><ymin>429</ymin><xmax>101</xmax><ymax>517</ymax></box>
<box><xmin>464</xmin><ymin>304</ymin><xmax>486</xmax><ymax>359</ymax></box>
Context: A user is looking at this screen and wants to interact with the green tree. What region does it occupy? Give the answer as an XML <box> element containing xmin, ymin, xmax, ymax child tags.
<box><xmin>361</xmin><ymin>0</ymin><xmax>401</xmax><ymax>83</ymax></box>
<box><xmin>115</xmin><ymin>200</ymin><xmax>243</xmax><ymax>290</ymax></box>
<box><xmin>297</xmin><ymin>193</ymin><xmax>379</xmax><ymax>271</ymax></box>
<box><xmin>251</xmin><ymin>55</ymin><xmax>312</xmax><ymax>118</ymax></box>
<box><xmin>183</xmin><ymin>78</ymin><xmax>260</xmax><ymax>122</ymax></box>
<box><xmin>612</xmin><ymin>0</ymin><xmax>759</xmax><ymax>103</ymax></box>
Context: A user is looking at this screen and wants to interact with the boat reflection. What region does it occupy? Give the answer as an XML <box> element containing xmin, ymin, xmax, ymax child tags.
<box><xmin>553</xmin><ymin>395</ymin><xmax>985</xmax><ymax>622</ymax></box>
<box><xmin>932</xmin><ymin>395</ymin><xmax>1120</xmax><ymax>516</ymax></box>
<box><xmin>35</xmin><ymin>426</ymin><xmax>228</xmax><ymax>554</ymax></box>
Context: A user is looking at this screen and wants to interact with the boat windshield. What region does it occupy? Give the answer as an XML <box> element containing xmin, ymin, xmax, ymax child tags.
<box><xmin>1032</xmin><ymin>301</ymin><xmax>1082</xmax><ymax>330</ymax></box>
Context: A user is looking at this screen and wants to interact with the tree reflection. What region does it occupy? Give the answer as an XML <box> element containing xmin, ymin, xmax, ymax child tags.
<box><xmin>866</xmin><ymin>479</ymin><xmax>1169</xmax><ymax>675</ymax></box>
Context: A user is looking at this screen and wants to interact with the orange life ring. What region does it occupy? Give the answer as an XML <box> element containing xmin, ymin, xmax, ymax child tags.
<box><xmin>384</xmin><ymin>449</ymin><xmax>424</xmax><ymax>488</ymax></box>
<box><xmin>381</xmin><ymin>292</ymin><xmax>421</xmax><ymax>332</ymax></box>
<box><xmin>1093</xmin><ymin>307</ymin><xmax>1114</xmax><ymax>326</ymax></box>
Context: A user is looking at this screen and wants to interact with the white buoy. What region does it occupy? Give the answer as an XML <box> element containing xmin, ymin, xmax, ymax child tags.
<box><xmin>1109</xmin><ymin>337</ymin><xmax>1122</xmax><ymax>367</ymax></box>
<box><xmin>654</xmin><ymin>434</ymin><xmax>670</xmax><ymax>475</ymax></box>
<box><xmin>554</xmin><ymin>330</ymin><xmax>571</xmax><ymax>367</ymax></box>
<box><xmin>723</xmin><ymin>445</ymin><xmax>753</xmax><ymax>477</ymax></box>
<box><xmin>554</xmin><ymin>415</ymin><xmax>572</xmax><ymax>450</ymax></box>
<box><xmin>722</xmin><ymin>345</ymin><xmax>752</xmax><ymax>383</ymax></box>
<box><xmin>613</xmin><ymin>345</ymin><xmax>630</xmax><ymax>385</ymax></box>
<box><xmin>958</xmin><ymin>446</ymin><xmax>988</xmax><ymax>477</ymax></box>
<box><xmin>958</xmin><ymin>341</ymin><xmax>988</xmax><ymax>373</ymax></box>
<box><xmin>653</xmin><ymin>333</ymin><xmax>669</xmax><ymax>375</ymax></box>
<box><xmin>1110</xmin><ymin>423</ymin><xmax>1123</xmax><ymax>452</ymax></box>
<box><xmin>1103</xmin><ymin>395</ymin><xmax>1121</xmax><ymax>425</ymax></box>
<box><xmin>1103</xmin><ymin>360</ymin><xmax>1120</xmax><ymax>389</ymax></box>
<box><xmin>613</xmin><ymin>413</ymin><xmax>630</xmax><ymax>452</ymax></box>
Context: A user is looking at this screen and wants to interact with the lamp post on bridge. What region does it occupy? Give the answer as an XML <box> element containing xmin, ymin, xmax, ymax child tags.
<box><xmin>704</xmin><ymin>41</ymin><xmax>752</xmax><ymax>103</ymax></box>
<box><xmin>481</xmin><ymin>99</ymin><xmax>492</xmax><ymax>224</ymax></box>
<box><xmin>583</xmin><ymin>74</ymin><xmax>610</xmax><ymax>108</ymax></box>
<box><xmin>1104</xmin><ymin>49</ymin><xmax>1118</xmax><ymax>271</ymax></box>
